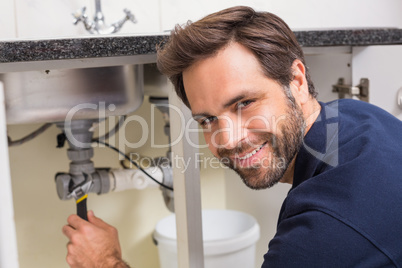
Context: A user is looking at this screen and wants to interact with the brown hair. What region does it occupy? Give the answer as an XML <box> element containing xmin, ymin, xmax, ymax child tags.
<box><xmin>157</xmin><ymin>6</ymin><xmax>316</xmax><ymax>107</ymax></box>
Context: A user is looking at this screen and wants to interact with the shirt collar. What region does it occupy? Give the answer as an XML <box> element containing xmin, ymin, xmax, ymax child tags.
<box><xmin>292</xmin><ymin>101</ymin><xmax>339</xmax><ymax>189</ymax></box>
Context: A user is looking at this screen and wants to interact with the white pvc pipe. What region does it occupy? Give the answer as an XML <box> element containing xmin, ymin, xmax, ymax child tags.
<box><xmin>0</xmin><ymin>82</ymin><xmax>20</xmax><ymax>268</ymax></box>
<box><xmin>110</xmin><ymin>166</ymin><xmax>163</xmax><ymax>191</ymax></box>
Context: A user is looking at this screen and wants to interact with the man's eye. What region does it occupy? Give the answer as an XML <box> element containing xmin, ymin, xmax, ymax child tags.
<box><xmin>237</xmin><ymin>100</ymin><xmax>253</xmax><ymax>109</ymax></box>
<box><xmin>200</xmin><ymin>116</ymin><xmax>216</xmax><ymax>127</ymax></box>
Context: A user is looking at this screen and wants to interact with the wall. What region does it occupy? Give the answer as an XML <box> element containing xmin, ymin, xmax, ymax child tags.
<box><xmin>0</xmin><ymin>0</ymin><xmax>16</xmax><ymax>39</ymax></box>
<box><xmin>3</xmin><ymin>0</ymin><xmax>402</xmax><ymax>40</ymax></box>
<box><xmin>161</xmin><ymin>0</ymin><xmax>402</xmax><ymax>32</ymax></box>
<box><xmin>13</xmin><ymin>0</ymin><xmax>161</xmax><ymax>38</ymax></box>
<box><xmin>3</xmin><ymin>0</ymin><xmax>402</xmax><ymax>268</ymax></box>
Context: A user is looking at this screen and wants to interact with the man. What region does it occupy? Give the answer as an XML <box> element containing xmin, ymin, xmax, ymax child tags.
<box><xmin>63</xmin><ymin>6</ymin><xmax>402</xmax><ymax>267</ymax></box>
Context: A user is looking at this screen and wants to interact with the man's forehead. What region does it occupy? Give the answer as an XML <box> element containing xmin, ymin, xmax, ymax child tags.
<box><xmin>182</xmin><ymin>42</ymin><xmax>271</xmax><ymax>116</ymax></box>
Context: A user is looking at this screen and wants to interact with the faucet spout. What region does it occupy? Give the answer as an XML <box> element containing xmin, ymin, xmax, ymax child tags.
<box><xmin>94</xmin><ymin>0</ymin><xmax>105</xmax><ymax>24</ymax></box>
<box><xmin>72</xmin><ymin>0</ymin><xmax>137</xmax><ymax>35</ymax></box>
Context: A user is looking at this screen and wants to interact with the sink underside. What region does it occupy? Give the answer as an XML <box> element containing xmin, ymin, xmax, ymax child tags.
<box><xmin>1</xmin><ymin>65</ymin><xmax>144</xmax><ymax>124</ymax></box>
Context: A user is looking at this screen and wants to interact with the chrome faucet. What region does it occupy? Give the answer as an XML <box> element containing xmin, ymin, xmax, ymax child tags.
<box><xmin>72</xmin><ymin>0</ymin><xmax>137</xmax><ymax>34</ymax></box>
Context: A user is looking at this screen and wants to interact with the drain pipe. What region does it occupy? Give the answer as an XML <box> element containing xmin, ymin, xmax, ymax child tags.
<box><xmin>55</xmin><ymin>158</ymin><xmax>173</xmax><ymax>206</ymax></box>
<box><xmin>55</xmin><ymin>119</ymin><xmax>173</xmax><ymax>212</ymax></box>
<box><xmin>149</xmin><ymin>97</ymin><xmax>175</xmax><ymax>212</ymax></box>
<box><xmin>55</xmin><ymin>98</ymin><xmax>176</xmax><ymax>214</ymax></box>
<box><xmin>55</xmin><ymin>119</ymin><xmax>110</xmax><ymax>220</ymax></box>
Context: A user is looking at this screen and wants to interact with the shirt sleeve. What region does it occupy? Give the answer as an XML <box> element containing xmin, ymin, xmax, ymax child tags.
<box><xmin>261</xmin><ymin>210</ymin><xmax>393</xmax><ymax>268</ymax></box>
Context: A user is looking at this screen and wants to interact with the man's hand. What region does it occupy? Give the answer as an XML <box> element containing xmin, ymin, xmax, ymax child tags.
<box><xmin>62</xmin><ymin>210</ymin><xmax>129</xmax><ymax>268</ymax></box>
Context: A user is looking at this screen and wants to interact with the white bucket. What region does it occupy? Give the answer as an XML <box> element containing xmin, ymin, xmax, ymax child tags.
<box><xmin>153</xmin><ymin>210</ymin><xmax>260</xmax><ymax>268</ymax></box>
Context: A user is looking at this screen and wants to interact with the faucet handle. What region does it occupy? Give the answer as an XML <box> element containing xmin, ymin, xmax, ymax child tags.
<box><xmin>123</xmin><ymin>8</ymin><xmax>137</xmax><ymax>24</ymax></box>
<box><xmin>72</xmin><ymin>7</ymin><xmax>88</xmax><ymax>25</ymax></box>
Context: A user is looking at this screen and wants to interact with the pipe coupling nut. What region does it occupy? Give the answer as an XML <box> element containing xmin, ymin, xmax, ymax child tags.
<box><xmin>67</xmin><ymin>148</ymin><xmax>94</xmax><ymax>161</ymax></box>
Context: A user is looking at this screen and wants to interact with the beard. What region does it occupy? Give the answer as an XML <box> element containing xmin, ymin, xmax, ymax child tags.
<box><xmin>217</xmin><ymin>99</ymin><xmax>306</xmax><ymax>190</ymax></box>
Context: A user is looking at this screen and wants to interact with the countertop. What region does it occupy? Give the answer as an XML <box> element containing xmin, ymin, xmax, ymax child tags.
<box><xmin>0</xmin><ymin>28</ymin><xmax>402</xmax><ymax>70</ymax></box>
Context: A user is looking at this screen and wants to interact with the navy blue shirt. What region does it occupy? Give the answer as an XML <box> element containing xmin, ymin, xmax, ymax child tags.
<box><xmin>262</xmin><ymin>99</ymin><xmax>402</xmax><ymax>268</ymax></box>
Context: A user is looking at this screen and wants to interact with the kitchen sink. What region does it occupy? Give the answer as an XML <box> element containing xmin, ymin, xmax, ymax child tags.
<box><xmin>0</xmin><ymin>65</ymin><xmax>144</xmax><ymax>124</ymax></box>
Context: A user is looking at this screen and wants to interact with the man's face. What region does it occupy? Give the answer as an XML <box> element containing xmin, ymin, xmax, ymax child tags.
<box><xmin>183</xmin><ymin>42</ymin><xmax>305</xmax><ymax>189</ymax></box>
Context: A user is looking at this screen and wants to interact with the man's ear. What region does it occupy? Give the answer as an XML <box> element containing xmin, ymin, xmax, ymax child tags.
<box><xmin>290</xmin><ymin>59</ymin><xmax>310</xmax><ymax>106</ymax></box>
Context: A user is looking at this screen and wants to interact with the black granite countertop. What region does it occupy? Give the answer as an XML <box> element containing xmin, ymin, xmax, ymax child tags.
<box><xmin>0</xmin><ymin>34</ymin><xmax>169</xmax><ymax>64</ymax></box>
<box><xmin>294</xmin><ymin>28</ymin><xmax>402</xmax><ymax>47</ymax></box>
<box><xmin>0</xmin><ymin>29</ymin><xmax>402</xmax><ymax>64</ymax></box>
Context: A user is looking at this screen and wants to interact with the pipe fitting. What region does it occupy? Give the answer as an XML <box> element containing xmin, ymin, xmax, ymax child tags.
<box><xmin>67</xmin><ymin>148</ymin><xmax>94</xmax><ymax>162</ymax></box>
<box><xmin>110</xmin><ymin>167</ymin><xmax>164</xmax><ymax>191</ymax></box>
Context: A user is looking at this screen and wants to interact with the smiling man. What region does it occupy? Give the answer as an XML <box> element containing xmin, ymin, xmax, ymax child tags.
<box><xmin>63</xmin><ymin>6</ymin><xmax>402</xmax><ymax>268</ymax></box>
<box><xmin>182</xmin><ymin>42</ymin><xmax>316</xmax><ymax>190</ymax></box>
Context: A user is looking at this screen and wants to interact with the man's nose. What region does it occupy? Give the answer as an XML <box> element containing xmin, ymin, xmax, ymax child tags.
<box><xmin>213</xmin><ymin>116</ymin><xmax>246</xmax><ymax>149</ymax></box>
